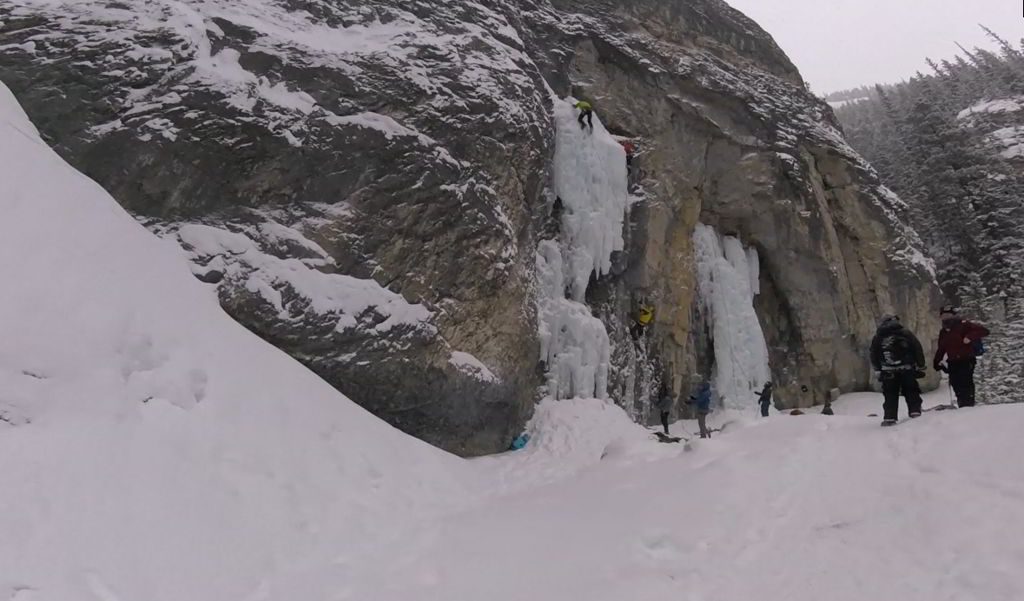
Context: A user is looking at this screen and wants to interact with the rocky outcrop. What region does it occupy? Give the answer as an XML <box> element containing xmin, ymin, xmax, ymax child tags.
<box><xmin>516</xmin><ymin>0</ymin><xmax>941</xmax><ymax>409</ymax></box>
<box><xmin>0</xmin><ymin>0</ymin><xmax>939</xmax><ymax>453</ymax></box>
<box><xmin>0</xmin><ymin>0</ymin><xmax>557</xmax><ymax>455</ymax></box>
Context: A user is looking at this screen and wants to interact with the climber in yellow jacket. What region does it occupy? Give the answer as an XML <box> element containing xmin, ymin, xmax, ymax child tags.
<box><xmin>575</xmin><ymin>100</ymin><xmax>593</xmax><ymax>130</ymax></box>
<box><xmin>638</xmin><ymin>304</ymin><xmax>654</xmax><ymax>326</ymax></box>
<box><xmin>630</xmin><ymin>300</ymin><xmax>655</xmax><ymax>340</ymax></box>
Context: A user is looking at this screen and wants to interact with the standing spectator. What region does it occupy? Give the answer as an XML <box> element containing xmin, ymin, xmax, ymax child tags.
<box><xmin>688</xmin><ymin>379</ymin><xmax>713</xmax><ymax>439</ymax></box>
<box><xmin>933</xmin><ymin>305</ymin><xmax>989</xmax><ymax>407</ymax></box>
<box><xmin>870</xmin><ymin>315</ymin><xmax>926</xmax><ymax>426</ymax></box>
<box><xmin>755</xmin><ymin>382</ymin><xmax>773</xmax><ymax>417</ymax></box>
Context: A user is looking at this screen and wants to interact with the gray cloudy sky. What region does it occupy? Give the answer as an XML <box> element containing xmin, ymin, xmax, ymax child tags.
<box><xmin>725</xmin><ymin>0</ymin><xmax>1024</xmax><ymax>93</ymax></box>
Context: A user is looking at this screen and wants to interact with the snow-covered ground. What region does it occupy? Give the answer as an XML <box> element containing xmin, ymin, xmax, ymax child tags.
<box><xmin>3</xmin><ymin>81</ymin><xmax>1024</xmax><ymax>601</ymax></box>
<box><xmin>345</xmin><ymin>385</ymin><xmax>1024</xmax><ymax>601</ymax></box>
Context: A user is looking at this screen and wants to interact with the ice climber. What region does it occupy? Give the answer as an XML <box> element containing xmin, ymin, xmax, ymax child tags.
<box><xmin>630</xmin><ymin>300</ymin><xmax>655</xmax><ymax>340</ymax></box>
<box><xmin>870</xmin><ymin>315</ymin><xmax>926</xmax><ymax>426</ymax></box>
<box><xmin>637</xmin><ymin>302</ymin><xmax>654</xmax><ymax>327</ymax></box>
<box><xmin>688</xmin><ymin>379</ymin><xmax>713</xmax><ymax>438</ymax></box>
<box><xmin>575</xmin><ymin>99</ymin><xmax>594</xmax><ymax>130</ymax></box>
<box><xmin>755</xmin><ymin>381</ymin><xmax>773</xmax><ymax>417</ymax></box>
<box><xmin>619</xmin><ymin>139</ymin><xmax>637</xmax><ymax>166</ymax></box>
<box><xmin>933</xmin><ymin>305</ymin><xmax>989</xmax><ymax>408</ymax></box>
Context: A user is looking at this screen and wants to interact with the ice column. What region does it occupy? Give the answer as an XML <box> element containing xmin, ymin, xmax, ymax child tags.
<box><xmin>536</xmin><ymin>96</ymin><xmax>628</xmax><ymax>399</ymax></box>
<box><xmin>693</xmin><ymin>224</ymin><xmax>771</xmax><ymax>409</ymax></box>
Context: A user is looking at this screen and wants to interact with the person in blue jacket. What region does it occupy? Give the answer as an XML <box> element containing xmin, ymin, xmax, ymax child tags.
<box><xmin>687</xmin><ymin>379</ymin><xmax>713</xmax><ymax>438</ymax></box>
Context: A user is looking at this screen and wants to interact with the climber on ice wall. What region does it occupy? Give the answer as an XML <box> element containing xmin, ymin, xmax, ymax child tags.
<box><xmin>575</xmin><ymin>100</ymin><xmax>594</xmax><ymax>130</ymax></box>
<box><xmin>630</xmin><ymin>298</ymin><xmax>655</xmax><ymax>340</ymax></box>
<box><xmin>618</xmin><ymin>139</ymin><xmax>636</xmax><ymax>166</ymax></box>
<box><xmin>619</xmin><ymin>139</ymin><xmax>640</xmax><ymax>188</ymax></box>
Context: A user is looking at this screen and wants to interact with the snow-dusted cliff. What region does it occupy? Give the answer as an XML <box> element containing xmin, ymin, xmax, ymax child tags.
<box><xmin>0</xmin><ymin>80</ymin><xmax>468</xmax><ymax>599</ymax></box>
<box><xmin>0</xmin><ymin>0</ymin><xmax>939</xmax><ymax>452</ymax></box>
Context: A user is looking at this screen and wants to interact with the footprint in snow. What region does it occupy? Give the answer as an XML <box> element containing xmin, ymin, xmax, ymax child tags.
<box><xmin>639</xmin><ymin>532</ymin><xmax>685</xmax><ymax>561</ymax></box>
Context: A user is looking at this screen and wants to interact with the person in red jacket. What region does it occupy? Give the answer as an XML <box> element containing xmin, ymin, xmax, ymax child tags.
<box><xmin>933</xmin><ymin>305</ymin><xmax>989</xmax><ymax>407</ymax></box>
<box><xmin>618</xmin><ymin>140</ymin><xmax>637</xmax><ymax>166</ymax></box>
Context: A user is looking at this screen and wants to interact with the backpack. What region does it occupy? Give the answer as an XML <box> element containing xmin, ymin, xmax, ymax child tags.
<box><xmin>880</xmin><ymin>333</ymin><xmax>911</xmax><ymax>369</ymax></box>
<box><xmin>972</xmin><ymin>338</ymin><xmax>986</xmax><ymax>357</ymax></box>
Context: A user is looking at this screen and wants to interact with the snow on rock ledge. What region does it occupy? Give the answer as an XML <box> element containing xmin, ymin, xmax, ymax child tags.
<box><xmin>173</xmin><ymin>222</ymin><xmax>434</xmax><ymax>335</ymax></box>
<box><xmin>957</xmin><ymin>96</ymin><xmax>1024</xmax><ymax>122</ymax></box>
<box><xmin>449</xmin><ymin>351</ymin><xmax>499</xmax><ymax>383</ymax></box>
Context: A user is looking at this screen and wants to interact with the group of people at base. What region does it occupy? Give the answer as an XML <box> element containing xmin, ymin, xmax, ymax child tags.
<box><xmin>575</xmin><ymin>99</ymin><xmax>990</xmax><ymax>430</ymax></box>
<box><xmin>654</xmin><ymin>304</ymin><xmax>989</xmax><ymax>438</ymax></box>
<box><xmin>869</xmin><ymin>304</ymin><xmax>989</xmax><ymax>426</ymax></box>
<box><xmin>656</xmin><ymin>380</ymin><xmax>714</xmax><ymax>439</ymax></box>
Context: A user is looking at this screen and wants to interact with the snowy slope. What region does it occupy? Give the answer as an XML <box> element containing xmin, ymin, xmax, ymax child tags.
<box><xmin>3</xmin><ymin>77</ymin><xmax>1022</xmax><ymax>601</ymax></box>
<box><xmin>0</xmin><ymin>82</ymin><xmax>469</xmax><ymax>601</ymax></box>
<box><xmin>1</xmin><ymin>0</ymin><xmax>553</xmax><ymax>455</ymax></box>
<box><xmin>345</xmin><ymin>388</ymin><xmax>1024</xmax><ymax>601</ymax></box>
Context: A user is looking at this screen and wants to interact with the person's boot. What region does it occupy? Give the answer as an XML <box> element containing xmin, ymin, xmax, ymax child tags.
<box><xmin>881</xmin><ymin>419</ymin><xmax>897</xmax><ymax>427</ymax></box>
<box><xmin>909</xmin><ymin>411</ymin><xmax>921</xmax><ymax>418</ymax></box>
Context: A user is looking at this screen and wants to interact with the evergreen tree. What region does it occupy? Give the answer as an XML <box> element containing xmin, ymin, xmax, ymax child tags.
<box><xmin>831</xmin><ymin>33</ymin><xmax>1024</xmax><ymax>402</ymax></box>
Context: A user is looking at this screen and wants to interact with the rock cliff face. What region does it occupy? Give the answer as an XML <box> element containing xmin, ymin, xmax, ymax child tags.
<box><xmin>519</xmin><ymin>0</ymin><xmax>940</xmax><ymax>412</ymax></box>
<box><xmin>0</xmin><ymin>0</ymin><xmax>938</xmax><ymax>454</ymax></box>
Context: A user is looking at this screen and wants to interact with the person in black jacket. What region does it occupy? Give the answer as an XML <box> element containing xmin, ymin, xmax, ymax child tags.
<box><xmin>755</xmin><ymin>382</ymin><xmax>773</xmax><ymax>417</ymax></box>
<box><xmin>655</xmin><ymin>382</ymin><xmax>674</xmax><ymax>435</ymax></box>
<box><xmin>870</xmin><ymin>315</ymin><xmax>926</xmax><ymax>425</ymax></box>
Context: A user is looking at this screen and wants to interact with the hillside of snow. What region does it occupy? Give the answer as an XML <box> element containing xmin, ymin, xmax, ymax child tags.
<box><xmin>0</xmin><ymin>81</ymin><xmax>470</xmax><ymax>601</ymax></box>
<box><xmin>358</xmin><ymin>391</ymin><xmax>1024</xmax><ymax>601</ymax></box>
<box><xmin>5</xmin><ymin>80</ymin><xmax>1018</xmax><ymax>600</ymax></box>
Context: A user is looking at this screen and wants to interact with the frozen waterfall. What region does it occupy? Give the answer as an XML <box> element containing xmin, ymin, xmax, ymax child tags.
<box><xmin>536</xmin><ymin>96</ymin><xmax>628</xmax><ymax>399</ymax></box>
<box><xmin>693</xmin><ymin>224</ymin><xmax>771</xmax><ymax>410</ymax></box>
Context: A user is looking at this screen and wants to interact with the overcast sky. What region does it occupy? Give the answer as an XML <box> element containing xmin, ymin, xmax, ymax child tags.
<box><xmin>725</xmin><ymin>0</ymin><xmax>1024</xmax><ymax>94</ymax></box>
